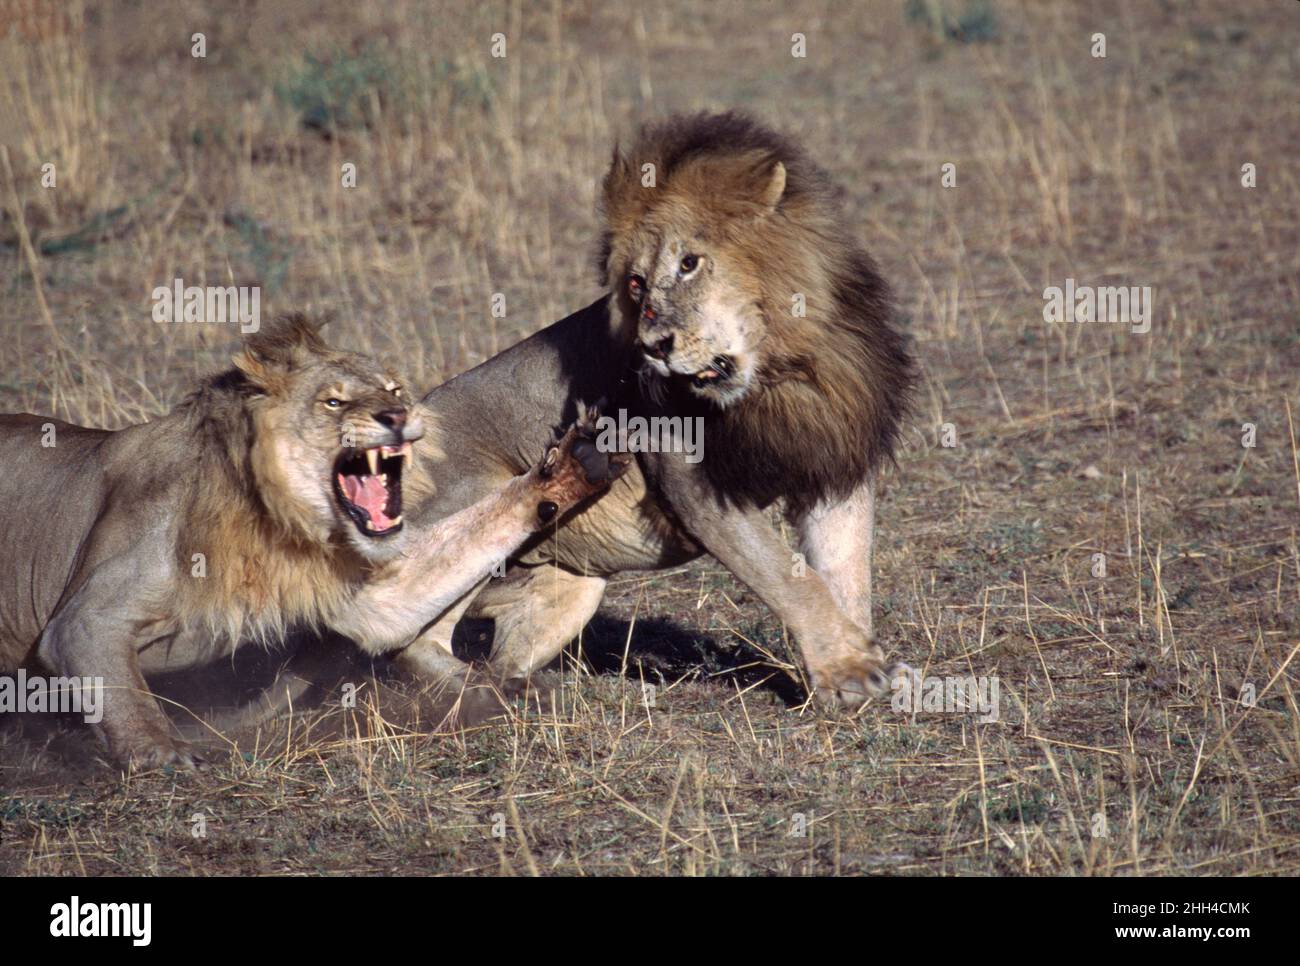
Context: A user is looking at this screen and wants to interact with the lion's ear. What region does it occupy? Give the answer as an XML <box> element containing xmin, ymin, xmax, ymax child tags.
<box><xmin>757</xmin><ymin>160</ymin><xmax>786</xmax><ymax>210</ymax></box>
<box><xmin>722</xmin><ymin>154</ymin><xmax>787</xmax><ymax>213</ymax></box>
<box><xmin>603</xmin><ymin>144</ymin><xmax>629</xmax><ymax>189</ymax></box>
<box><xmin>232</xmin><ymin>346</ymin><xmax>286</xmax><ymax>394</ymax></box>
<box><xmin>602</xmin><ymin>144</ymin><xmax>641</xmax><ymax>218</ymax></box>
<box><xmin>233</xmin><ymin>314</ymin><xmax>329</xmax><ymax>393</ymax></box>
<box><xmin>245</xmin><ymin>313</ymin><xmax>330</xmax><ymax>363</ymax></box>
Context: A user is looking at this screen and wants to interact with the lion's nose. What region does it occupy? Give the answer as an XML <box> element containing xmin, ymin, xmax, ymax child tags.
<box><xmin>642</xmin><ymin>334</ymin><xmax>674</xmax><ymax>361</ymax></box>
<box><xmin>374</xmin><ymin>409</ymin><xmax>407</xmax><ymax>431</ymax></box>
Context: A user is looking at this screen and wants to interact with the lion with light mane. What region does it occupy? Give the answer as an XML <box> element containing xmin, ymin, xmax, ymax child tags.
<box><xmin>0</xmin><ymin>314</ymin><xmax>624</xmax><ymax>769</ymax></box>
<box><xmin>398</xmin><ymin>111</ymin><xmax>914</xmax><ymax>707</ymax></box>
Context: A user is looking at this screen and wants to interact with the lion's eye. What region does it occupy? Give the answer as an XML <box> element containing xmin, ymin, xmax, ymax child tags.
<box><xmin>679</xmin><ymin>254</ymin><xmax>700</xmax><ymax>274</ymax></box>
<box><xmin>627</xmin><ymin>274</ymin><xmax>645</xmax><ymax>302</ymax></box>
<box><xmin>324</xmin><ymin>398</ymin><xmax>344</xmax><ymax>409</ymax></box>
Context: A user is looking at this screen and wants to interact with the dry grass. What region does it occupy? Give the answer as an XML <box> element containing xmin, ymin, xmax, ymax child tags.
<box><xmin>1</xmin><ymin>0</ymin><xmax>1298</xmax><ymax>875</ymax></box>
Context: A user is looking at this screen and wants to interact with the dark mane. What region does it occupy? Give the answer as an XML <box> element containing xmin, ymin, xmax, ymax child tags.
<box><xmin>710</xmin><ymin>245</ymin><xmax>913</xmax><ymax>512</ymax></box>
<box><xmin>598</xmin><ymin>111</ymin><xmax>915</xmax><ymax>511</ymax></box>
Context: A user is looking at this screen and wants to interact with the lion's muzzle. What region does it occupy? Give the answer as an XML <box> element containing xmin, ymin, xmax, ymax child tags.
<box><xmin>333</xmin><ymin>441</ymin><xmax>412</xmax><ymax>536</ymax></box>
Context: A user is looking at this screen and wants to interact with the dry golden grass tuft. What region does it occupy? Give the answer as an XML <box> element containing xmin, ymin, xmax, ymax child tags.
<box><xmin>1</xmin><ymin>0</ymin><xmax>1297</xmax><ymax>875</ymax></box>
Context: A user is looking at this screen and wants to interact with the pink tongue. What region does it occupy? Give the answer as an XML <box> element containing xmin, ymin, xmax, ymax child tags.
<box><xmin>341</xmin><ymin>474</ymin><xmax>394</xmax><ymax>529</ymax></box>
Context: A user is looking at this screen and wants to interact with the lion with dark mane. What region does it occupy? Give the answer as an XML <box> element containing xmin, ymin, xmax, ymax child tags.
<box><xmin>399</xmin><ymin>111</ymin><xmax>915</xmax><ymax>707</ymax></box>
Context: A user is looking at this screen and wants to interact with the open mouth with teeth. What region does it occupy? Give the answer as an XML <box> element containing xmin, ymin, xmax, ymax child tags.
<box><xmin>690</xmin><ymin>355</ymin><xmax>735</xmax><ymax>389</ymax></box>
<box><xmin>333</xmin><ymin>442</ymin><xmax>413</xmax><ymax>536</ymax></box>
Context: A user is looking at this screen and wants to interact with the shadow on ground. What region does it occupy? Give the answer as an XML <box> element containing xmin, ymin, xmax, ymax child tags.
<box><xmin>1</xmin><ymin>611</ymin><xmax>801</xmax><ymax>782</ymax></box>
<box><xmin>456</xmin><ymin>613</ymin><xmax>806</xmax><ymax>705</ymax></box>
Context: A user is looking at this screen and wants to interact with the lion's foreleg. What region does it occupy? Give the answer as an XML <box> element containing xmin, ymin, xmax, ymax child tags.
<box><xmin>394</xmin><ymin>576</ymin><xmax>486</xmax><ymax>661</ymax></box>
<box><xmin>338</xmin><ymin>424</ymin><xmax>624</xmax><ymax>654</ymax></box>
<box><xmin>389</xmin><ymin>576</ymin><xmax>484</xmax><ymax>691</ymax></box>
<box><xmin>38</xmin><ymin>575</ymin><xmax>200</xmax><ymax>770</ymax></box>
<box><xmin>794</xmin><ymin>478</ymin><xmax>875</xmax><ymax>637</ymax></box>
<box><xmin>338</xmin><ymin>479</ymin><xmax>553</xmax><ymax>654</ymax></box>
<box><xmin>651</xmin><ymin>463</ymin><xmax>895</xmax><ymax>708</ymax></box>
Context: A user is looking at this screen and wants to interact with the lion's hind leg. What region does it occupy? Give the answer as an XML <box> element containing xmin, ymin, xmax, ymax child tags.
<box><xmin>476</xmin><ymin>564</ymin><xmax>608</xmax><ymax>683</ymax></box>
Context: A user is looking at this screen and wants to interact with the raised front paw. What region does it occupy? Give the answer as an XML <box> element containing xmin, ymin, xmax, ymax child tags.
<box><xmin>531</xmin><ymin>412</ymin><xmax>631</xmax><ymax>523</ymax></box>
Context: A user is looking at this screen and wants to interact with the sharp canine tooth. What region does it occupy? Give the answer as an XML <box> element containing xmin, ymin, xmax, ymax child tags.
<box><xmin>402</xmin><ymin>442</ymin><xmax>412</xmax><ymax>469</ymax></box>
<box><xmin>366</xmin><ymin>449</ymin><xmax>379</xmax><ymax>475</ymax></box>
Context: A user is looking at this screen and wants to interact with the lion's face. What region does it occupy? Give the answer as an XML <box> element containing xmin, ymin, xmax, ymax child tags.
<box><xmin>604</xmin><ymin>150</ymin><xmax>794</xmax><ymax>410</ymax></box>
<box><xmin>235</xmin><ymin>320</ymin><xmax>428</xmax><ymax>563</ymax></box>
<box><xmin>618</xmin><ymin>218</ymin><xmax>767</xmax><ymax>408</ymax></box>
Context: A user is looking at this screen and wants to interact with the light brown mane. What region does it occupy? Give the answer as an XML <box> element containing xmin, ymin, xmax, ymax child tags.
<box><xmin>151</xmin><ymin>367</ymin><xmax>351</xmax><ymax>649</ymax></box>
<box><xmin>150</xmin><ymin>318</ymin><xmax>434</xmax><ymax>649</ymax></box>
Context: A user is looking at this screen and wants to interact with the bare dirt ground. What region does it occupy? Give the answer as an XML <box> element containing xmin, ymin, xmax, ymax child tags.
<box><xmin>1</xmin><ymin>0</ymin><xmax>1297</xmax><ymax>875</ymax></box>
